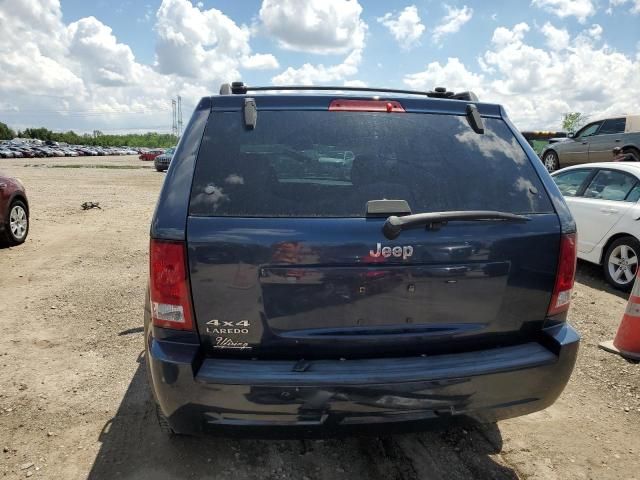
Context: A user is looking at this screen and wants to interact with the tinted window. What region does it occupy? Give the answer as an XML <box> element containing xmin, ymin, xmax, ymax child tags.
<box><xmin>190</xmin><ymin>111</ymin><xmax>552</xmax><ymax>217</ymax></box>
<box><xmin>598</xmin><ymin>118</ymin><xmax>626</xmax><ymax>135</ymax></box>
<box><xmin>584</xmin><ymin>170</ymin><xmax>637</xmax><ymax>201</ymax></box>
<box><xmin>576</xmin><ymin>122</ymin><xmax>602</xmax><ymax>137</ymax></box>
<box><xmin>626</xmin><ymin>184</ymin><xmax>640</xmax><ymax>202</ymax></box>
<box><xmin>553</xmin><ymin>169</ymin><xmax>591</xmax><ymax>197</ymax></box>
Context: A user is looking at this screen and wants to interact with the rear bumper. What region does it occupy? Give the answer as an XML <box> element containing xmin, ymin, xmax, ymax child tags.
<box><xmin>147</xmin><ymin>324</ymin><xmax>579</xmax><ymax>437</ymax></box>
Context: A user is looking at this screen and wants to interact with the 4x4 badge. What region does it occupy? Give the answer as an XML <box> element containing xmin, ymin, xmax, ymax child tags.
<box><xmin>207</xmin><ymin>319</ymin><xmax>250</xmax><ymax>327</ymax></box>
<box><xmin>370</xmin><ymin>243</ymin><xmax>414</xmax><ymax>260</ymax></box>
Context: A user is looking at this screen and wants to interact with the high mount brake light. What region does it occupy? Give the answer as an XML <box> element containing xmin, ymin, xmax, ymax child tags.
<box><xmin>149</xmin><ymin>239</ymin><xmax>194</xmax><ymax>331</ymax></box>
<box><xmin>328</xmin><ymin>99</ymin><xmax>405</xmax><ymax>112</ymax></box>
<box><xmin>548</xmin><ymin>233</ymin><xmax>577</xmax><ymax>317</ymax></box>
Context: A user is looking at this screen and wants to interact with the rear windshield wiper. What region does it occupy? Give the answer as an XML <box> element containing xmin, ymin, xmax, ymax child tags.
<box><xmin>382</xmin><ymin>210</ymin><xmax>530</xmax><ymax>239</ymax></box>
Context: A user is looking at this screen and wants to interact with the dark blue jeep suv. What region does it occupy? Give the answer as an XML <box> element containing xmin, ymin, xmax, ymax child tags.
<box><xmin>144</xmin><ymin>83</ymin><xmax>580</xmax><ymax>437</ymax></box>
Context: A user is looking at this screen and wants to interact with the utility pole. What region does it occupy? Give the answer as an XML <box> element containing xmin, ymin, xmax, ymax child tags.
<box><xmin>171</xmin><ymin>99</ymin><xmax>178</xmax><ymax>137</ymax></box>
<box><xmin>177</xmin><ymin>96</ymin><xmax>183</xmax><ymax>137</ymax></box>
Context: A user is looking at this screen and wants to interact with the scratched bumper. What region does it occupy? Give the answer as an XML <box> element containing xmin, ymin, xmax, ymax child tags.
<box><xmin>146</xmin><ymin>324</ymin><xmax>579</xmax><ymax>437</ymax></box>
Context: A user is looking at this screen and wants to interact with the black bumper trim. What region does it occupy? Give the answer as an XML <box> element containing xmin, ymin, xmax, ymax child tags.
<box><xmin>195</xmin><ymin>343</ymin><xmax>555</xmax><ymax>386</ymax></box>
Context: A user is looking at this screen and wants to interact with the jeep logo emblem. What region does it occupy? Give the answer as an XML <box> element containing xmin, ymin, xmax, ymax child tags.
<box><xmin>370</xmin><ymin>243</ymin><xmax>414</xmax><ymax>260</ymax></box>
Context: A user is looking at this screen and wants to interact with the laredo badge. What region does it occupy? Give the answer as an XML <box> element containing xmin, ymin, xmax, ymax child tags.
<box><xmin>206</xmin><ymin>319</ymin><xmax>250</xmax><ymax>335</ymax></box>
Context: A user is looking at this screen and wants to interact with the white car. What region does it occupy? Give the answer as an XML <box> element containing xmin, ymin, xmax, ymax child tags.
<box><xmin>552</xmin><ymin>162</ymin><xmax>640</xmax><ymax>290</ymax></box>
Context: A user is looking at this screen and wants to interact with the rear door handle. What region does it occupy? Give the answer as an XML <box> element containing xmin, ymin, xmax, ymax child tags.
<box><xmin>581</xmin><ymin>141</ymin><xmax>588</xmax><ymax>145</ymax></box>
<box><xmin>615</xmin><ymin>139</ymin><xmax>621</xmax><ymax>142</ymax></box>
<box><xmin>600</xmin><ymin>207</ymin><xmax>618</xmax><ymax>214</ymax></box>
<box><xmin>0</xmin><ymin>183</ymin><xmax>6</xmax><ymax>189</ymax></box>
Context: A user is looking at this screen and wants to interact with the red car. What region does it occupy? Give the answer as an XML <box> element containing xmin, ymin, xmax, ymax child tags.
<box><xmin>139</xmin><ymin>149</ymin><xmax>164</xmax><ymax>161</ymax></box>
<box><xmin>0</xmin><ymin>173</ymin><xmax>29</xmax><ymax>245</ymax></box>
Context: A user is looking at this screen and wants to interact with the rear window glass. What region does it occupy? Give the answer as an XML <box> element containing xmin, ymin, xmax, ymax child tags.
<box><xmin>190</xmin><ymin>111</ymin><xmax>552</xmax><ymax>217</ymax></box>
<box><xmin>598</xmin><ymin>118</ymin><xmax>626</xmax><ymax>135</ymax></box>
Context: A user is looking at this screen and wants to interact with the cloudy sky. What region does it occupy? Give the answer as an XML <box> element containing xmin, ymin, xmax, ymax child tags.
<box><xmin>0</xmin><ymin>0</ymin><xmax>639</xmax><ymax>133</ymax></box>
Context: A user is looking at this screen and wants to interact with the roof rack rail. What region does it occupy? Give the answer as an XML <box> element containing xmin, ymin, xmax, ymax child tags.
<box><xmin>218</xmin><ymin>82</ymin><xmax>478</xmax><ymax>102</ymax></box>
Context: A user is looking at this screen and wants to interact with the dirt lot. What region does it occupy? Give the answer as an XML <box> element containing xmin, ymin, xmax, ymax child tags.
<box><xmin>1</xmin><ymin>155</ymin><xmax>639</xmax><ymax>480</ymax></box>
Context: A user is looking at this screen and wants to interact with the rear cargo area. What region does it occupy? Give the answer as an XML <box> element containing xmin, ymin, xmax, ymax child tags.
<box><xmin>186</xmin><ymin>107</ymin><xmax>559</xmax><ymax>359</ymax></box>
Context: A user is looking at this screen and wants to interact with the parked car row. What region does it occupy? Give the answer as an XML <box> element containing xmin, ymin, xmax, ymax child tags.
<box><xmin>0</xmin><ymin>141</ymin><xmax>147</xmax><ymax>158</ymax></box>
<box><xmin>540</xmin><ymin>114</ymin><xmax>640</xmax><ymax>172</ymax></box>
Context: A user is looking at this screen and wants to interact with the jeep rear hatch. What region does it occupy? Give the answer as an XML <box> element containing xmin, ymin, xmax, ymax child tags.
<box><xmin>186</xmin><ymin>107</ymin><xmax>560</xmax><ymax>359</ymax></box>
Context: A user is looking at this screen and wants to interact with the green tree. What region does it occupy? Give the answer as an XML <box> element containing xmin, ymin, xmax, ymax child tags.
<box><xmin>0</xmin><ymin>121</ymin><xmax>15</xmax><ymax>140</ymax></box>
<box><xmin>562</xmin><ymin>112</ymin><xmax>589</xmax><ymax>134</ymax></box>
<box><xmin>8</xmin><ymin>126</ymin><xmax>178</xmax><ymax>148</ymax></box>
<box><xmin>23</xmin><ymin>127</ymin><xmax>54</xmax><ymax>141</ymax></box>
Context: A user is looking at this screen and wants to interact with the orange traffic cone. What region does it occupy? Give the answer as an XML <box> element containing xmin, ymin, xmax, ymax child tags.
<box><xmin>599</xmin><ymin>273</ymin><xmax>640</xmax><ymax>361</ymax></box>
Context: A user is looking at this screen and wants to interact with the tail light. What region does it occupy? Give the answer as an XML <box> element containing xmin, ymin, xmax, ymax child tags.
<box><xmin>329</xmin><ymin>99</ymin><xmax>405</xmax><ymax>112</ymax></box>
<box><xmin>149</xmin><ymin>239</ymin><xmax>194</xmax><ymax>330</ymax></box>
<box><xmin>547</xmin><ymin>233</ymin><xmax>577</xmax><ymax>317</ymax></box>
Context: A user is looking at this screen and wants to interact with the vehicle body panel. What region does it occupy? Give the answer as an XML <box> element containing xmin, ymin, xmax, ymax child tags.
<box><xmin>145</xmin><ymin>312</ymin><xmax>579</xmax><ymax>436</ymax></box>
<box><xmin>552</xmin><ymin>162</ymin><xmax>640</xmax><ymax>264</ymax></box>
<box><xmin>154</xmin><ymin>147</ymin><xmax>177</xmax><ymax>171</ymax></box>
<box><xmin>188</xmin><ymin>215</ymin><xmax>560</xmax><ymax>359</ymax></box>
<box><xmin>566</xmin><ymin>196</ymin><xmax>634</xmax><ymax>253</ymax></box>
<box><xmin>140</xmin><ymin>150</ymin><xmax>163</xmax><ymax>161</ymax></box>
<box><xmin>588</xmin><ymin>133</ymin><xmax>625</xmax><ymax>162</ymax></box>
<box><xmin>186</xmin><ymin>104</ymin><xmax>564</xmax><ymax>360</ymax></box>
<box><xmin>500</xmin><ymin>107</ymin><xmax>576</xmax><ymax>234</ymax></box>
<box><xmin>0</xmin><ymin>174</ymin><xmax>29</xmax><ymax>235</ymax></box>
<box><xmin>541</xmin><ymin>115</ymin><xmax>640</xmax><ymax>169</ymax></box>
<box><xmin>147</xmin><ymin>91</ymin><xmax>579</xmax><ymax>436</ymax></box>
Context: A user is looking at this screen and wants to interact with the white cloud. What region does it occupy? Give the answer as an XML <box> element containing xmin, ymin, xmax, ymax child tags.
<box><xmin>0</xmin><ymin>44</ymin><xmax>84</xmax><ymax>97</ymax></box>
<box><xmin>266</xmin><ymin>0</ymin><xmax>367</xmax><ymax>85</ymax></box>
<box><xmin>432</xmin><ymin>5</ymin><xmax>473</xmax><ymax>43</ymax></box>
<box><xmin>2</xmin><ymin>0</ymin><xmax>637</xmax><ymax>139</ymax></box>
<box><xmin>404</xmin><ymin>23</ymin><xmax>640</xmax><ymax>130</ymax></box>
<box><xmin>67</xmin><ymin>17</ymin><xmax>142</xmax><ymax>87</ymax></box>
<box><xmin>0</xmin><ymin>0</ymin><xmax>83</xmax><ymax>97</ymax></box>
<box><xmin>404</xmin><ymin>57</ymin><xmax>484</xmax><ymax>93</ymax></box>
<box><xmin>154</xmin><ymin>0</ymin><xmax>251</xmax><ymax>80</ymax></box>
<box><xmin>540</xmin><ymin>22</ymin><xmax>570</xmax><ymax>50</ymax></box>
<box><xmin>608</xmin><ymin>0</ymin><xmax>640</xmax><ymax>13</ymax></box>
<box><xmin>531</xmin><ymin>0</ymin><xmax>596</xmax><ymax>23</ymax></box>
<box><xmin>241</xmin><ymin>53</ymin><xmax>279</xmax><ymax>70</ymax></box>
<box><xmin>258</xmin><ymin>0</ymin><xmax>367</xmax><ymax>54</ymax></box>
<box><xmin>0</xmin><ymin>0</ymin><xmax>277</xmax><ymax>133</ymax></box>
<box><xmin>377</xmin><ymin>5</ymin><xmax>425</xmax><ymax>50</ymax></box>
<box><xmin>491</xmin><ymin>22</ymin><xmax>529</xmax><ymax>46</ymax></box>
<box><xmin>343</xmin><ymin>79</ymin><xmax>368</xmax><ymax>87</ymax></box>
<box><xmin>587</xmin><ymin>23</ymin><xmax>603</xmax><ymax>40</ymax></box>
<box><xmin>272</xmin><ymin>49</ymin><xmax>362</xmax><ymax>85</ymax></box>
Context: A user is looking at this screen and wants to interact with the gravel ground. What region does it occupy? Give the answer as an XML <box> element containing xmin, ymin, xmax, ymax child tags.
<box><xmin>0</xmin><ymin>155</ymin><xmax>638</xmax><ymax>480</ymax></box>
